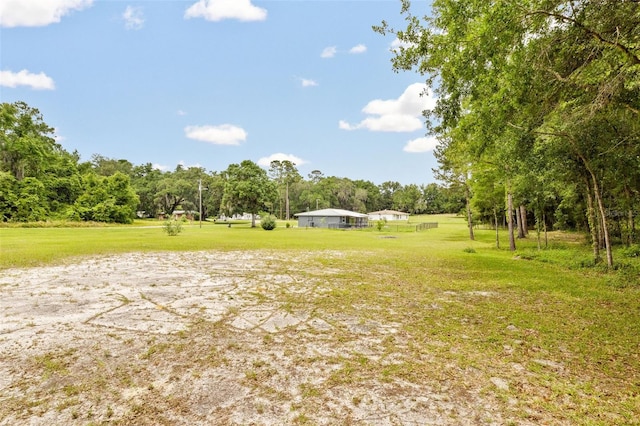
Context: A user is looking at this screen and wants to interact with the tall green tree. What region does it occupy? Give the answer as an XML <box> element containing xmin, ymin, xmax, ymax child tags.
<box><xmin>379</xmin><ymin>181</ymin><xmax>402</xmax><ymax>210</ymax></box>
<box><xmin>222</xmin><ymin>160</ymin><xmax>277</xmax><ymax>227</ymax></box>
<box><xmin>268</xmin><ymin>160</ymin><xmax>301</xmax><ymax>220</ymax></box>
<box><xmin>90</xmin><ymin>154</ymin><xmax>134</xmax><ymax>177</ymax></box>
<box><xmin>0</xmin><ymin>101</ymin><xmax>85</xmax><ymax>221</ymax></box>
<box><xmin>153</xmin><ymin>165</ymin><xmax>207</xmax><ymax>216</ymax></box>
<box><xmin>376</xmin><ymin>0</ymin><xmax>640</xmax><ymax>265</ymax></box>
<box><xmin>0</xmin><ymin>101</ymin><xmax>59</xmax><ymax>181</ymax></box>
<box><xmin>73</xmin><ymin>172</ymin><xmax>139</xmax><ymax>223</ymax></box>
<box><xmin>131</xmin><ymin>163</ymin><xmax>164</xmax><ymax>218</ymax></box>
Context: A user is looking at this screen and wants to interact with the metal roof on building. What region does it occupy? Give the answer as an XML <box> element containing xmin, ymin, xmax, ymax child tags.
<box><xmin>367</xmin><ymin>209</ymin><xmax>409</xmax><ymax>216</ymax></box>
<box><xmin>294</xmin><ymin>208</ymin><xmax>368</xmax><ymax>218</ymax></box>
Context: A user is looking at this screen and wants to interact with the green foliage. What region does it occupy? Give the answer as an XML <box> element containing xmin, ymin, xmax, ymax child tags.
<box><xmin>222</xmin><ymin>160</ymin><xmax>277</xmax><ymax>227</ymax></box>
<box><xmin>1</xmin><ymin>101</ymin><xmax>466</xmax><ymax>224</ymax></box>
<box><xmin>376</xmin><ymin>220</ymin><xmax>385</xmax><ymax>231</ymax></box>
<box><xmin>0</xmin><ymin>101</ymin><xmax>58</xmax><ymax>180</ymax></box>
<box><xmin>376</xmin><ymin>0</ymin><xmax>640</xmax><ymax>266</ymax></box>
<box><xmin>621</xmin><ymin>245</ymin><xmax>640</xmax><ymax>258</ymax></box>
<box><xmin>73</xmin><ymin>172</ymin><xmax>139</xmax><ymax>224</ymax></box>
<box><xmin>0</xmin><ymin>171</ymin><xmax>18</xmax><ymax>221</ymax></box>
<box><xmin>162</xmin><ymin>219</ymin><xmax>183</xmax><ymax>236</ymax></box>
<box><xmin>15</xmin><ymin>177</ymin><xmax>48</xmax><ymax>221</ymax></box>
<box><xmin>268</xmin><ymin>159</ymin><xmax>301</xmax><ymax>220</ymax></box>
<box><xmin>260</xmin><ymin>215</ymin><xmax>277</xmax><ymax>231</ymax></box>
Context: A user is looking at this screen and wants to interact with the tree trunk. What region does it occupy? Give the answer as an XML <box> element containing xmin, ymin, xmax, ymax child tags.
<box><xmin>571</xmin><ymin>145</ymin><xmax>612</xmax><ymax>266</ymax></box>
<box><xmin>515</xmin><ymin>205</ymin><xmax>523</xmax><ymax>238</ymax></box>
<box><xmin>285</xmin><ymin>182</ymin><xmax>290</xmax><ymax>221</ymax></box>
<box><xmin>465</xmin><ymin>184</ymin><xmax>475</xmax><ymax>241</ymax></box>
<box><xmin>625</xmin><ymin>186</ymin><xmax>635</xmax><ymax>246</ymax></box>
<box><xmin>251</xmin><ymin>213</ymin><xmax>256</xmax><ymax>228</ymax></box>
<box><xmin>629</xmin><ymin>208</ymin><xmax>635</xmax><ymax>245</ymax></box>
<box><xmin>520</xmin><ymin>205</ymin><xmax>528</xmax><ymax>236</ymax></box>
<box><xmin>536</xmin><ymin>210</ymin><xmax>541</xmax><ymax>250</ymax></box>
<box><xmin>543</xmin><ymin>211</ymin><xmax>548</xmax><ymax>248</ymax></box>
<box><xmin>507</xmin><ymin>189</ymin><xmax>516</xmax><ymax>251</ymax></box>
<box><xmin>584</xmin><ymin>178</ymin><xmax>601</xmax><ymax>263</ymax></box>
<box><xmin>494</xmin><ymin>207</ymin><xmax>500</xmax><ymax>249</ymax></box>
<box><xmin>590</xmin><ymin>173</ymin><xmax>613</xmax><ymax>267</ymax></box>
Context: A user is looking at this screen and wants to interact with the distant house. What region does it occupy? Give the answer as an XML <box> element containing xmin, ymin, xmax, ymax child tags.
<box><xmin>294</xmin><ymin>208</ymin><xmax>369</xmax><ymax>229</ymax></box>
<box><xmin>172</xmin><ymin>210</ymin><xmax>194</xmax><ymax>220</ymax></box>
<box><xmin>367</xmin><ymin>209</ymin><xmax>409</xmax><ymax>221</ymax></box>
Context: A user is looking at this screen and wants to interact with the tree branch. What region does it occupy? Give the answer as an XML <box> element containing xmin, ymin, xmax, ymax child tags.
<box><xmin>527</xmin><ymin>9</ymin><xmax>640</xmax><ymax>65</ymax></box>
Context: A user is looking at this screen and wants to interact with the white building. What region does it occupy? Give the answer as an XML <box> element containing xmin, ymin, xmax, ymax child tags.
<box><xmin>367</xmin><ymin>209</ymin><xmax>409</xmax><ymax>221</ymax></box>
<box><xmin>295</xmin><ymin>208</ymin><xmax>369</xmax><ymax>229</ymax></box>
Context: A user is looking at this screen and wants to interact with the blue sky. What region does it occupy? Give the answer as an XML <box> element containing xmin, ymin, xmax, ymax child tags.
<box><xmin>1</xmin><ymin>0</ymin><xmax>439</xmax><ymax>185</ymax></box>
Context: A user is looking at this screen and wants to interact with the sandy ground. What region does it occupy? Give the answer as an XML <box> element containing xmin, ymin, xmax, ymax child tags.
<box><xmin>0</xmin><ymin>251</ymin><xmax>511</xmax><ymax>425</ymax></box>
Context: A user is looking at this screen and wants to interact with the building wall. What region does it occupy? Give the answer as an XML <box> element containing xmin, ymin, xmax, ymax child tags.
<box><xmin>297</xmin><ymin>216</ymin><xmax>342</xmax><ymax>228</ymax></box>
<box><xmin>369</xmin><ymin>214</ymin><xmax>408</xmax><ymax>221</ymax></box>
<box><xmin>297</xmin><ymin>215</ymin><xmax>369</xmax><ymax>228</ymax></box>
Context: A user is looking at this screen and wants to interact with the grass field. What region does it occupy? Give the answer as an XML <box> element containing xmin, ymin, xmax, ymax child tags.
<box><xmin>1</xmin><ymin>215</ymin><xmax>639</xmax><ymax>424</ymax></box>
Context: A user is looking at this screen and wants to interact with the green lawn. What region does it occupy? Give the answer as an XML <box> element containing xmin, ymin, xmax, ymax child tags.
<box><xmin>0</xmin><ymin>215</ymin><xmax>465</xmax><ymax>269</ymax></box>
<box><xmin>1</xmin><ymin>215</ymin><xmax>639</xmax><ymax>423</ymax></box>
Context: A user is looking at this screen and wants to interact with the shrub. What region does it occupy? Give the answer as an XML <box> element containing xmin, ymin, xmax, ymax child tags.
<box><xmin>163</xmin><ymin>219</ymin><xmax>183</xmax><ymax>236</ymax></box>
<box><xmin>620</xmin><ymin>244</ymin><xmax>640</xmax><ymax>258</ymax></box>
<box><xmin>261</xmin><ymin>215</ymin><xmax>277</xmax><ymax>230</ymax></box>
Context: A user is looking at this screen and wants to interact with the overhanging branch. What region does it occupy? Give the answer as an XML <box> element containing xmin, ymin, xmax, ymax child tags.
<box><xmin>527</xmin><ymin>9</ymin><xmax>640</xmax><ymax>65</ymax></box>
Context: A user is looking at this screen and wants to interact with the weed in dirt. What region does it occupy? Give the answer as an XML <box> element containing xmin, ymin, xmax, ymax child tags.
<box><xmin>34</xmin><ymin>349</ymin><xmax>75</xmax><ymax>378</ymax></box>
<box><xmin>299</xmin><ymin>382</ymin><xmax>322</xmax><ymax>398</ymax></box>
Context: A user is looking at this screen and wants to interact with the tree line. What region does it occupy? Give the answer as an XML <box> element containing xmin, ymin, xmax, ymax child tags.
<box><xmin>0</xmin><ymin>101</ymin><xmax>465</xmax><ymax>225</ymax></box>
<box><xmin>376</xmin><ymin>0</ymin><xmax>639</xmax><ymax>266</ymax></box>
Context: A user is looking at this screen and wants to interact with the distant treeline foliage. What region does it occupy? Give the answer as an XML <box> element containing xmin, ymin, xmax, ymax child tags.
<box><xmin>0</xmin><ymin>101</ymin><xmax>465</xmax><ymax>224</ymax></box>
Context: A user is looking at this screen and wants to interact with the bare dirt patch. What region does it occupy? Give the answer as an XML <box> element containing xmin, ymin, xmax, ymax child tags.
<box><xmin>1</xmin><ymin>251</ymin><xmax>517</xmax><ymax>425</ymax></box>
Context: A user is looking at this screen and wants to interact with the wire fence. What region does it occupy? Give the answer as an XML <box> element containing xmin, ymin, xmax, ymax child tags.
<box><xmin>370</xmin><ymin>222</ymin><xmax>439</xmax><ymax>232</ymax></box>
<box><xmin>416</xmin><ymin>222</ymin><xmax>439</xmax><ymax>231</ymax></box>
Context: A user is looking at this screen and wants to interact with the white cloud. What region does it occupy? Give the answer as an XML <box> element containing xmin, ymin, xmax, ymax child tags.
<box><xmin>177</xmin><ymin>160</ymin><xmax>203</xmax><ymax>169</ymax></box>
<box><xmin>177</xmin><ymin>110</ymin><xmax>187</xmax><ymax>116</ymax></box>
<box><xmin>339</xmin><ymin>83</ymin><xmax>436</xmax><ymax>132</ymax></box>
<box><xmin>257</xmin><ymin>153</ymin><xmax>307</xmax><ymax>168</ymax></box>
<box><xmin>155</xmin><ymin>161</ymin><xmax>203</xmax><ymax>171</ymax></box>
<box><xmin>300</xmin><ymin>78</ymin><xmax>318</xmax><ymax>87</ymax></box>
<box><xmin>321</xmin><ymin>44</ymin><xmax>366</xmax><ymax>58</ymax></box>
<box><xmin>403</xmin><ymin>136</ymin><xmax>439</xmax><ymax>153</ymax></box>
<box><xmin>0</xmin><ymin>69</ymin><xmax>55</xmax><ymax>90</ymax></box>
<box><xmin>184</xmin><ymin>124</ymin><xmax>247</xmax><ymax>145</ymax></box>
<box><xmin>390</xmin><ymin>37</ymin><xmax>415</xmax><ymax>51</ymax></box>
<box><xmin>320</xmin><ymin>46</ymin><xmax>337</xmax><ymax>58</ymax></box>
<box><xmin>184</xmin><ymin>0</ymin><xmax>267</xmax><ymax>22</ymax></box>
<box><xmin>52</xmin><ymin>128</ymin><xmax>65</xmax><ymax>142</ymax></box>
<box><xmin>0</xmin><ymin>0</ymin><xmax>92</xmax><ymax>27</ymax></box>
<box><xmin>153</xmin><ymin>163</ymin><xmax>170</xmax><ymax>171</ymax></box>
<box><xmin>123</xmin><ymin>5</ymin><xmax>144</xmax><ymax>30</ymax></box>
<box><xmin>349</xmin><ymin>44</ymin><xmax>367</xmax><ymax>54</ymax></box>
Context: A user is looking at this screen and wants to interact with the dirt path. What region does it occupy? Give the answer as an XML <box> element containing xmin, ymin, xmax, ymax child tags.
<box><xmin>0</xmin><ymin>251</ymin><xmax>510</xmax><ymax>425</ymax></box>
